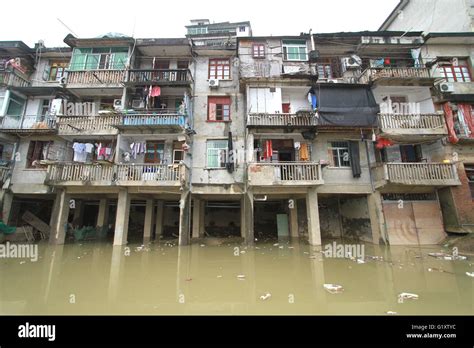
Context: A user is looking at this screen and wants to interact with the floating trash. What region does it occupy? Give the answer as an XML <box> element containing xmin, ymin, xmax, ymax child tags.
<box><xmin>466</xmin><ymin>272</ymin><xmax>474</xmax><ymax>278</ymax></box>
<box><xmin>428</xmin><ymin>267</ymin><xmax>454</xmax><ymax>274</ymax></box>
<box><xmin>237</xmin><ymin>275</ymin><xmax>246</xmax><ymax>280</ymax></box>
<box><xmin>19</xmin><ymin>261</ymin><xmax>26</xmax><ymax>265</ymax></box>
<box><xmin>185</xmin><ymin>278</ymin><xmax>192</xmax><ymax>282</ymax></box>
<box><xmin>217</xmin><ymin>275</ymin><xmax>223</xmax><ymax>278</ymax></box>
<box><xmin>398</xmin><ymin>292</ymin><xmax>419</xmax><ymax>301</ymax></box>
<box><xmin>273</xmin><ymin>243</ymin><xmax>279</xmax><ymax>247</ymax></box>
<box><xmin>386</xmin><ymin>311</ymin><xmax>397</xmax><ymax>315</ymax></box>
<box><xmin>428</xmin><ymin>252</ymin><xmax>467</xmax><ymax>260</ymax></box>
<box><xmin>323</xmin><ymin>284</ymin><xmax>344</xmax><ymax>294</ymax></box>
<box><xmin>200</xmin><ymin>244</ymin><xmax>205</xmax><ymax>247</ymax></box>
<box><xmin>356</xmin><ymin>259</ymin><xmax>366</xmax><ymax>264</ymax></box>
<box><xmin>240</xmin><ymin>250</ymin><xmax>246</xmax><ymax>254</ymax></box>
<box><xmin>260</xmin><ymin>293</ymin><xmax>271</xmax><ymax>301</ymax></box>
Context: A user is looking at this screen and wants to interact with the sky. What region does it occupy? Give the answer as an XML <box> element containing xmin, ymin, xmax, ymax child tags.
<box><xmin>0</xmin><ymin>0</ymin><xmax>400</xmax><ymax>47</ymax></box>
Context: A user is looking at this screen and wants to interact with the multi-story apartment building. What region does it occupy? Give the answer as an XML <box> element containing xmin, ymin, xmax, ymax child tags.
<box><xmin>0</xmin><ymin>19</ymin><xmax>471</xmax><ymax>247</ymax></box>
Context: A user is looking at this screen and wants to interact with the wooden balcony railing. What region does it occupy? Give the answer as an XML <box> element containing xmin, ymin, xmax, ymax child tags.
<box><xmin>127</xmin><ymin>69</ymin><xmax>192</xmax><ymax>84</ymax></box>
<box><xmin>0</xmin><ymin>70</ymin><xmax>30</xmax><ymax>87</ymax></box>
<box><xmin>56</xmin><ymin>115</ymin><xmax>122</xmax><ymax>134</ymax></box>
<box><xmin>378</xmin><ymin>163</ymin><xmax>460</xmax><ymax>186</ymax></box>
<box><xmin>66</xmin><ymin>70</ymin><xmax>125</xmax><ymax>85</ymax></box>
<box><xmin>378</xmin><ymin>113</ymin><xmax>446</xmax><ymax>131</ymax></box>
<box><xmin>359</xmin><ymin>67</ymin><xmax>431</xmax><ymax>84</ymax></box>
<box><xmin>46</xmin><ymin>163</ymin><xmax>188</xmax><ymax>186</ymax></box>
<box><xmin>248</xmin><ymin>162</ymin><xmax>323</xmax><ymax>186</ymax></box>
<box><xmin>247</xmin><ymin>113</ymin><xmax>318</xmax><ymax>127</ymax></box>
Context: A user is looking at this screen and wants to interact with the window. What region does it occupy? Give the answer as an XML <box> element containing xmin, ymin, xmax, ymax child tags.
<box><xmin>145</xmin><ymin>141</ymin><xmax>164</xmax><ymax>163</ymax></box>
<box><xmin>153</xmin><ymin>60</ymin><xmax>170</xmax><ymax>70</ymax></box>
<box><xmin>173</xmin><ymin>150</ymin><xmax>184</xmax><ymax>164</ymax></box>
<box><xmin>239</xmin><ymin>26</ymin><xmax>246</xmax><ymax>32</ymax></box>
<box><xmin>465</xmin><ymin>164</ymin><xmax>474</xmax><ymax>200</ymax></box>
<box><xmin>6</xmin><ymin>93</ymin><xmax>25</xmax><ymax>116</ymax></box>
<box><xmin>282</xmin><ymin>40</ymin><xmax>307</xmax><ymax>61</ymax></box>
<box><xmin>328</xmin><ymin>141</ymin><xmax>350</xmax><ymax>167</ymax></box>
<box><xmin>317</xmin><ymin>64</ymin><xmax>332</xmax><ymax>79</ymax></box>
<box><xmin>177</xmin><ymin>61</ymin><xmax>189</xmax><ymax>69</ymax></box>
<box><xmin>400</xmin><ymin>144</ymin><xmax>423</xmax><ymax>163</ymax></box>
<box><xmin>252</xmin><ymin>44</ymin><xmax>265</xmax><ymax>59</ymax></box>
<box><xmin>439</xmin><ymin>65</ymin><xmax>471</xmax><ymax>82</ymax></box>
<box><xmin>26</xmin><ymin>141</ymin><xmax>50</xmax><ymax>168</ymax></box>
<box><xmin>48</xmin><ymin>61</ymin><xmax>68</xmax><ymax>81</ymax></box>
<box><xmin>40</xmin><ymin>99</ymin><xmax>50</xmax><ymax>116</ymax></box>
<box><xmin>208</xmin><ymin>96</ymin><xmax>231</xmax><ymax>121</ymax></box>
<box><xmin>209</xmin><ymin>59</ymin><xmax>231</xmax><ymax>80</ymax></box>
<box><xmin>188</xmin><ymin>27</ymin><xmax>208</xmax><ymax>35</ymax></box>
<box><xmin>207</xmin><ymin>140</ymin><xmax>228</xmax><ymax>168</ymax></box>
<box><xmin>70</xmin><ymin>47</ymin><xmax>128</xmax><ymax>71</ymax></box>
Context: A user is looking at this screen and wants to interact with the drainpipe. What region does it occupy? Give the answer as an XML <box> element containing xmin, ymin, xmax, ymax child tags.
<box><xmin>309</xmin><ymin>29</ymin><xmax>315</xmax><ymax>51</ymax></box>
<box><xmin>365</xmin><ymin>137</ymin><xmax>375</xmax><ymax>193</ymax></box>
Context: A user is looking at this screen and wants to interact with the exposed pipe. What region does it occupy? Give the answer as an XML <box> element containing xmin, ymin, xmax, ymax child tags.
<box><xmin>309</xmin><ymin>29</ymin><xmax>315</xmax><ymax>51</ymax></box>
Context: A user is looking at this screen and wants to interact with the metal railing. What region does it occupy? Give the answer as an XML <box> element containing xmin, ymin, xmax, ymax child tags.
<box><xmin>247</xmin><ymin>113</ymin><xmax>318</xmax><ymax>127</ymax></box>
<box><xmin>127</xmin><ymin>69</ymin><xmax>192</xmax><ymax>84</ymax></box>
<box><xmin>359</xmin><ymin>67</ymin><xmax>431</xmax><ymax>84</ymax></box>
<box><xmin>121</xmin><ymin>113</ymin><xmax>186</xmax><ymax>127</ymax></box>
<box><xmin>378</xmin><ymin>113</ymin><xmax>446</xmax><ymax>130</ymax></box>
<box><xmin>0</xmin><ymin>115</ymin><xmax>56</xmax><ymax>130</ymax></box>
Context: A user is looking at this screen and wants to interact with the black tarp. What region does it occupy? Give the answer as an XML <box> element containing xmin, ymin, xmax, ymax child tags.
<box><xmin>315</xmin><ymin>84</ymin><xmax>379</xmax><ymax>127</ymax></box>
<box><xmin>349</xmin><ymin>141</ymin><xmax>361</xmax><ymax>178</ymax></box>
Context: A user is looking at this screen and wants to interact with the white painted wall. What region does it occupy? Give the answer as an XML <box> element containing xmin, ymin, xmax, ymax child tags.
<box><xmin>248</xmin><ymin>87</ymin><xmax>282</xmax><ymax>113</ymax></box>
<box><xmin>372</xmin><ymin>86</ymin><xmax>435</xmax><ymax>113</ymax></box>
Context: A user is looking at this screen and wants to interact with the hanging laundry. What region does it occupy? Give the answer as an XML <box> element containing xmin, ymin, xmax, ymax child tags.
<box><xmin>307</xmin><ymin>87</ymin><xmax>318</xmax><ymax>111</ymax></box>
<box><xmin>444</xmin><ymin>103</ymin><xmax>459</xmax><ymax>144</ymax></box>
<box><xmin>458</xmin><ymin>104</ymin><xmax>474</xmax><ymax>137</ymax></box>
<box><xmin>85</xmin><ymin>143</ymin><xmax>94</xmax><ymax>153</ymax></box>
<box><xmin>263</xmin><ymin>140</ymin><xmax>273</xmax><ymax>160</ymax></box>
<box><xmin>299</xmin><ymin>143</ymin><xmax>309</xmax><ymax>161</ymax></box>
<box><xmin>150</xmin><ymin>86</ymin><xmax>161</xmax><ymax>97</ymax></box>
<box><xmin>72</xmin><ymin>142</ymin><xmax>87</xmax><ymax>163</ymax></box>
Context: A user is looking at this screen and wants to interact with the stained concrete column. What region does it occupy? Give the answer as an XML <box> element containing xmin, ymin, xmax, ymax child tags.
<box><xmin>155</xmin><ymin>200</ymin><xmax>164</xmax><ymax>240</ymax></box>
<box><xmin>192</xmin><ymin>197</ymin><xmax>203</xmax><ymax>239</ymax></box>
<box><xmin>178</xmin><ymin>191</ymin><xmax>191</xmax><ymax>246</ymax></box>
<box><xmin>368</xmin><ymin>192</ymin><xmax>387</xmax><ymax>245</ymax></box>
<box><xmin>289</xmin><ymin>198</ymin><xmax>299</xmax><ymax>238</ymax></box>
<box><xmin>246</xmin><ymin>132</ymin><xmax>255</xmax><ymax>162</ymax></box>
<box><xmin>96</xmin><ymin>199</ymin><xmax>109</xmax><ymax>228</ymax></box>
<box><xmin>306</xmin><ymin>188</ymin><xmax>321</xmax><ymax>246</ymax></box>
<box><xmin>113</xmin><ymin>189</ymin><xmax>130</xmax><ymax>246</ymax></box>
<box><xmin>143</xmin><ymin>198</ymin><xmax>154</xmax><ymax>242</ymax></box>
<box><xmin>1</xmin><ymin>191</ymin><xmax>14</xmax><ymax>225</ymax></box>
<box><xmin>241</xmin><ymin>191</ymin><xmax>254</xmax><ymax>245</ymax></box>
<box><xmin>72</xmin><ymin>200</ymin><xmax>84</xmax><ymax>227</ymax></box>
<box><xmin>49</xmin><ymin>189</ymin><xmax>70</xmax><ymax>245</ymax></box>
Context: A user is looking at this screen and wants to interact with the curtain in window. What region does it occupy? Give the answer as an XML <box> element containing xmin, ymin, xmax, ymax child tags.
<box><xmin>112</xmin><ymin>52</ymin><xmax>128</xmax><ymax>69</ymax></box>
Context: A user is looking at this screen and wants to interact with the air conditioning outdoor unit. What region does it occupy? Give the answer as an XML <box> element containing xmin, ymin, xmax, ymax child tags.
<box><xmin>113</xmin><ymin>99</ymin><xmax>123</xmax><ymax>110</ymax></box>
<box><xmin>439</xmin><ymin>82</ymin><xmax>454</xmax><ymax>93</ymax></box>
<box><xmin>131</xmin><ymin>99</ymin><xmax>145</xmax><ymax>109</ymax></box>
<box><xmin>209</xmin><ymin>78</ymin><xmax>219</xmax><ymax>88</ymax></box>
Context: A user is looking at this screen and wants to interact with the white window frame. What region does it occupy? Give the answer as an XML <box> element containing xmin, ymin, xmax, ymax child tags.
<box><xmin>282</xmin><ymin>41</ymin><xmax>308</xmax><ymax>61</ymax></box>
<box><xmin>206</xmin><ymin>140</ymin><xmax>228</xmax><ymax>169</ymax></box>
<box><xmin>329</xmin><ymin>141</ymin><xmax>351</xmax><ymax>168</ymax></box>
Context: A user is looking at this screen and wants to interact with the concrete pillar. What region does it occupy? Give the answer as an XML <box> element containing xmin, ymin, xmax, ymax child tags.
<box><xmin>143</xmin><ymin>198</ymin><xmax>154</xmax><ymax>242</ymax></box>
<box><xmin>368</xmin><ymin>192</ymin><xmax>387</xmax><ymax>245</ymax></box>
<box><xmin>113</xmin><ymin>190</ymin><xmax>130</xmax><ymax>246</ymax></box>
<box><xmin>96</xmin><ymin>199</ymin><xmax>109</xmax><ymax>228</ymax></box>
<box><xmin>306</xmin><ymin>188</ymin><xmax>321</xmax><ymax>246</ymax></box>
<box><xmin>246</xmin><ymin>132</ymin><xmax>255</xmax><ymax>162</ymax></box>
<box><xmin>192</xmin><ymin>197</ymin><xmax>203</xmax><ymax>239</ymax></box>
<box><xmin>178</xmin><ymin>191</ymin><xmax>191</xmax><ymax>246</ymax></box>
<box><xmin>49</xmin><ymin>189</ymin><xmax>70</xmax><ymax>245</ymax></box>
<box><xmin>289</xmin><ymin>198</ymin><xmax>299</xmax><ymax>238</ymax></box>
<box><xmin>241</xmin><ymin>191</ymin><xmax>254</xmax><ymax>244</ymax></box>
<box><xmin>72</xmin><ymin>200</ymin><xmax>84</xmax><ymax>227</ymax></box>
<box><xmin>1</xmin><ymin>191</ymin><xmax>14</xmax><ymax>225</ymax></box>
<box><xmin>155</xmin><ymin>200</ymin><xmax>164</xmax><ymax>239</ymax></box>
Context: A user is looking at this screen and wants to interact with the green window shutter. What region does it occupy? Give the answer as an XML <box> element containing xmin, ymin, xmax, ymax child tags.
<box><xmin>112</xmin><ymin>52</ymin><xmax>127</xmax><ymax>69</ymax></box>
<box><xmin>85</xmin><ymin>54</ymin><xmax>99</xmax><ymax>70</ymax></box>
<box><xmin>42</xmin><ymin>64</ymin><xmax>51</xmax><ymax>80</ymax></box>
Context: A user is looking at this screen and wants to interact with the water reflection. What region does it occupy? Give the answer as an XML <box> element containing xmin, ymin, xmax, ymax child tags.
<box><xmin>0</xmin><ymin>240</ymin><xmax>472</xmax><ymax>315</ymax></box>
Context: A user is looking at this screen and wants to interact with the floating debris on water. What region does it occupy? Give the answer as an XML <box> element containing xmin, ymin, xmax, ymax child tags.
<box><xmin>324</xmin><ymin>284</ymin><xmax>344</xmax><ymax>294</ymax></box>
<box><xmin>398</xmin><ymin>292</ymin><xmax>419</xmax><ymax>301</ymax></box>
<box><xmin>466</xmin><ymin>272</ymin><xmax>474</xmax><ymax>278</ymax></box>
<box><xmin>237</xmin><ymin>275</ymin><xmax>246</xmax><ymax>280</ymax></box>
<box><xmin>260</xmin><ymin>293</ymin><xmax>271</xmax><ymax>301</ymax></box>
<box><xmin>386</xmin><ymin>311</ymin><xmax>397</xmax><ymax>315</ymax></box>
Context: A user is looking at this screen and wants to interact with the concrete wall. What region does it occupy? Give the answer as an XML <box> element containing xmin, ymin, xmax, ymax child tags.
<box><xmin>191</xmin><ymin>54</ymin><xmax>246</xmax><ymax>186</ymax></box>
<box><xmin>372</xmin><ymin>86</ymin><xmax>435</xmax><ymax>114</ymax></box>
<box><xmin>383</xmin><ymin>0</ymin><xmax>473</xmax><ymax>32</ymax></box>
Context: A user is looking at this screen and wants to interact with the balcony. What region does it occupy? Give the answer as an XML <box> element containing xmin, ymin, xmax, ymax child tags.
<box><xmin>66</xmin><ymin>70</ymin><xmax>125</xmax><ymax>87</ymax></box>
<box><xmin>0</xmin><ymin>115</ymin><xmax>56</xmax><ymax>134</ymax></box>
<box><xmin>0</xmin><ymin>165</ymin><xmax>11</xmax><ymax>185</ymax></box>
<box><xmin>359</xmin><ymin>67</ymin><xmax>433</xmax><ymax>86</ymax></box>
<box><xmin>0</xmin><ymin>70</ymin><xmax>30</xmax><ymax>87</ymax></box>
<box><xmin>373</xmin><ymin>163</ymin><xmax>460</xmax><ymax>189</ymax></box>
<box><xmin>248</xmin><ymin>162</ymin><xmax>324</xmax><ymax>187</ymax></box>
<box><xmin>56</xmin><ymin>115</ymin><xmax>122</xmax><ymax>136</ymax></box>
<box><xmin>114</xmin><ymin>112</ymin><xmax>186</xmax><ymax>132</ymax></box>
<box><xmin>378</xmin><ymin>113</ymin><xmax>447</xmax><ymax>141</ymax></box>
<box><xmin>46</xmin><ymin>163</ymin><xmax>188</xmax><ymax>188</ymax></box>
<box><xmin>247</xmin><ymin>112</ymin><xmax>318</xmax><ymax>128</ymax></box>
<box><xmin>126</xmin><ymin>69</ymin><xmax>192</xmax><ymax>86</ymax></box>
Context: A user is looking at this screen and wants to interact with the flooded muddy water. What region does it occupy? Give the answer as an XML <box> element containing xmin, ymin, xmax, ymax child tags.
<box><xmin>0</xmin><ymin>240</ymin><xmax>473</xmax><ymax>315</ymax></box>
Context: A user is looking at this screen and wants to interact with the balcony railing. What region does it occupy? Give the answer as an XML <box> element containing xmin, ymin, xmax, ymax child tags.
<box><xmin>127</xmin><ymin>69</ymin><xmax>192</xmax><ymax>85</ymax></box>
<box><xmin>375</xmin><ymin>163</ymin><xmax>460</xmax><ymax>186</ymax></box>
<box><xmin>359</xmin><ymin>67</ymin><xmax>431</xmax><ymax>84</ymax></box>
<box><xmin>0</xmin><ymin>115</ymin><xmax>56</xmax><ymax>131</ymax></box>
<box><xmin>0</xmin><ymin>166</ymin><xmax>11</xmax><ymax>184</ymax></box>
<box><xmin>247</xmin><ymin>113</ymin><xmax>318</xmax><ymax>127</ymax></box>
<box><xmin>66</xmin><ymin>70</ymin><xmax>125</xmax><ymax>85</ymax></box>
<box><xmin>0</xmin><ymin>70</ymin><xmax>30</xmax><ymax>87</ymax></box>
<box><xmin>120</xmin><ymin>113</ymin><xmax>186</xmax><ymax>127</ymax></box>
<box><xmin>248</xmin><ymin>162</ymin><xmax>323</xmax><ymax>186</ymax></box>
<box><xmin>378</xmin><ymin>113</ymin><xmax>447</xmax><ymax>138</ymax></box>
<box><xmin>56</xmin><ymin>115</ymin><xmax>122</xmax><ymax>134</ymax></box>
<box><xmin>46</xmin><ymin>163</ymin><xmax>188</xmax><ymax>186</ymax></box>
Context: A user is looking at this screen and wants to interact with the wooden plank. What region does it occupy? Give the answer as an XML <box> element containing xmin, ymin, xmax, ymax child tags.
<box><xmin>22</xmin><ymin>211</ymin><xmax>50</xmax><ymax>235</ymax></box>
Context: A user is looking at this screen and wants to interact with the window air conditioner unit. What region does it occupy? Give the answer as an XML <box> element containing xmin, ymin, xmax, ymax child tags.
<box><xmin>209</xmin><ymin>78</ymin><xmax>219</xmax><ymax>88</ymax></box>
<box><xmin>439</xmin><ymin>82</ymin><xmax>454</xmax><ymax>93</ymax></box>
<box><xmin>113</xmin><ymin>99</ymin><xmax>123</xmax><ymax>110</ymax></box>
<box><xmin>131</xmin><ymin>99</ymin><xmax>145</xmax><ymax>109</ymax></box>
